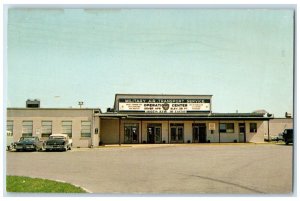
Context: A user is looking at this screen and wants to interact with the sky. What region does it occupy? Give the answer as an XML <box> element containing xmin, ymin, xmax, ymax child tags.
<box><xmin>6</xmin><ymin>8</ymin><xmax>294</xmax><ymax>117</ymax></box>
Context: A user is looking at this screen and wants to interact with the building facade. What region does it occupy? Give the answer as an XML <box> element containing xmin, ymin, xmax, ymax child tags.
<box><xmin>99</xmin><ymin>94</ymin><xmax>273</xmax><ymax>144</ymax></box>
<box><xmin>7</xmin><ymin>108</ymin><xmax>101</xmax><ymax>148</ymax></box>
<box><xmin>268</xmin><ymin>118</ymin><xmax>293</xmax><ymax>137</ymax></box>
<box><xmin>7</xmin><ymin>94</ymin><xmax>290</xmax><ymax>147</ymax></box>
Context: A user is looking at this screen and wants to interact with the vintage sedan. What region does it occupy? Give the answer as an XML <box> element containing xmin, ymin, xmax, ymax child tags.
<box><xmin>15</xmin><ymin>136</ymin><xmax>44</xmax><ymax>152</ymax></box>
<box><xmin>45</xmin><ymin>134</ymin><xmax>72</xmax><ymax>151</ymax></box>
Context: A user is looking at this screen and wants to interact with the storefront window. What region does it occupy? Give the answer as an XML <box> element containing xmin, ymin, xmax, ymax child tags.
<box><xmin>220</xmin><ymin>123</ymin><xmax>234</xmax><ymax>133</ymax></box>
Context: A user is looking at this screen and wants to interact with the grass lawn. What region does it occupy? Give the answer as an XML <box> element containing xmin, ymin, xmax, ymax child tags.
<box><xmin>6</xmin><ymin>175</ymin><xmax>87</xmax><ymax>193</ymax></box>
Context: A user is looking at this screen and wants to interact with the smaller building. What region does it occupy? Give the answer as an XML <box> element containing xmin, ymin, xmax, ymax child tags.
<box><xmin>7</xmin><ymin>108</ymin><xmax>101</xmax><ymax>148</ymax></box>
<box><xmin>268</xmin><ymin>118</ymin><xmax>293</xmax><ymax>137</ymax></box>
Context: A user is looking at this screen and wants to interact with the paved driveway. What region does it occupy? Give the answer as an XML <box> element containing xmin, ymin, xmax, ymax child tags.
<box><xmin>6</xmin><ymin>144</ymin><xmax>293</xmax><ymax>194</ymax></box>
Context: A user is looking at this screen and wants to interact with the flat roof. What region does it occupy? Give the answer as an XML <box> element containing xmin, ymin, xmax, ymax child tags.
<box><xmin>115</xmin><ymin>93</ymin><xmax>213</xmax><ymax>97</ymax></box>
<box><xmin>7</xmin><ymin>107</ymin><xmax>102</xmax><ymax>112</ymax></box>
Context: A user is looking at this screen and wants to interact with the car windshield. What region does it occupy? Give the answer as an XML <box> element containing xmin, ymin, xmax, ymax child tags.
<box><xmin>50</xmin><ymin>136</ymin><xmax>65</xmax><ymax>139</ymax></box>
<box><xmin>19</xmin><ymin>137</ymin><xmax>36</xmax><ymax>142</ymax></box>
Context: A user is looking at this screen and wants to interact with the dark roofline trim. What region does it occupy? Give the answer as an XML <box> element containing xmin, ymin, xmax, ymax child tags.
<box><xmin>7</xmin><ymin>107</ymin><xmax>102</xmax><ymax>112</ymax></box>
<box><xmin>99</xmin><ymin>113</ymin><xmax>273</xmax><ymax>120</ymax></box>
<box><xmin>115</xmin><ymin>93</ymin><xmax>213</xmax><ymax>97</ymax></box>
<box><xmin>99</xmin><ymin>116</ymin><xmax>272</xmax><ymax>120</ymax></box>
<box><xmin>125</xmin><ymin>116</ymin><xmax>272</xmax><ymax>120</ymax></box>
<box><xmin>101</xmin><ymin>112</ymin><xmax>266</xmax><ymax>117</ymax></box>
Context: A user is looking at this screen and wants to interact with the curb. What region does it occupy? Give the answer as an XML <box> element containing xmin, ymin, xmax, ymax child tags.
<box><xmin>51</xmin><ymin>179</ymin><xmax>93</xmax><ymax>193</ymax></box>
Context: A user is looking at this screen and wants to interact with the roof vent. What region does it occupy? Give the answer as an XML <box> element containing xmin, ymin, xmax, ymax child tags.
<box><xmin>26</xmin><ymin>99</ymin><xmax>40</xmax><ymax>108</ymax></box>
<box><xmin>107</xmin><ymin>108</ymin><xmax>115</xmax><ymax>112</ymax></box>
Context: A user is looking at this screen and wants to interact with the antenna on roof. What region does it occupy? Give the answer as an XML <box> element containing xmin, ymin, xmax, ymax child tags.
<box><xmin>78</xmin><ymin>101</ymin><xmax>84</xmax><ymax>109</ymax></box>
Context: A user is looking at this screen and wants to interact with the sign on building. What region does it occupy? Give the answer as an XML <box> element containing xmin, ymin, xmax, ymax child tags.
<box><xmin>209</xmin><ymin>123</ymin><xmax>216</xmax><ymax>130</ymax></box>
<box><xmin>118</xmin><ymin>98</ymin><xmax>211</xmax><ymax>113</ymax></box>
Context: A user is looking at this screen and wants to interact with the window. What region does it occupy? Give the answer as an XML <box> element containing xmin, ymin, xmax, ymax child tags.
<box><xmin>81</xmin><ymin>121</ymin><xmax>91</xmax><ymax>137</ymax></box>
<box><xmin>219</xmin><ymin>123</ymin><xmax>234</xmax><ymax>133</ymax></box>
<box><xmin>62</xmin><ymin>121</ymin><xmax>72</xmax><ymax>138</ymax></box>
<box><xmin>41</xmin><ymin>121</ymin><xmax>52</xmax><ymax>137</ymax></box>
<box><xmin>7</xmin><ymin>120</ymin><xmax>13</xmax><ymax>135</ymax></box>
<box><xmin>22</xmin><ymin>121</ymin><xmax>33</xmax><ymax>137</ymax></box>
<box><xmin>250</xmin><ymin>123</ymin><xmax>257</xmax><ymax>133</ymax></box>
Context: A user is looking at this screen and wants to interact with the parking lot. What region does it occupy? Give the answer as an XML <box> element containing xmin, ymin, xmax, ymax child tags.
<box><xmin>6</xmin><ymin>143</ymin><xmax>293</xmax><ymax>194</ymax></box>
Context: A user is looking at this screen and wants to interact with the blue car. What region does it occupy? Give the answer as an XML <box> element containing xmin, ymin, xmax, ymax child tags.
<box><xmin>15</xmin><ymin>136</ymin><xmax>44</xmax><ymax>152</ymax></box>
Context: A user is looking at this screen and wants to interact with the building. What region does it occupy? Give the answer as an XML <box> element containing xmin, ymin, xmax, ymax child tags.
<box><xmin>7</xmin><ymin>94</ymin><xmax>290</xmax><ymax>147</ymax></box>
<box><xmin>7</xmin><ymin>108</ymin><xmax>101</xmax><ymax>148</ymax></box>
<box><xmin>99</xmin><ymin>94</ymin><xmax>273</xmax><ymax>144</ymax></box>
<box><xmin>268</xmin><ymin>118</ymin><xmax>293</xmax><ymax>137</ymax></box>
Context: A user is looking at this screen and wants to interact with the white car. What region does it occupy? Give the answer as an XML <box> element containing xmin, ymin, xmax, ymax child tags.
<box><xmin>44</xmin><ymin>134</ymin><xmax>72</xmax><ymax>151</ymax></box>
<box><xmin>6</xmin><ymin>131</ymin><xmax>15</xmax><ymax>151</ymax></box>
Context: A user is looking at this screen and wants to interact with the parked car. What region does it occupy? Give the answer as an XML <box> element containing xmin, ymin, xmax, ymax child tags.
<box><xmin>282</xmin><ymin>129</ymin><xmax>293</xmax><ymax>145</ymax></box>
<box><xmin>270</xmin><ymin>133</ymin><xmax>284</xmax><ymax>142</ymax></box>
<box><xmin>277</xmin><ymin>133</ymin><xmax>284</xmax><ymax>141</ymax></box>
<box><xmin>15</xmin><ymin>136</ymin><xmax>44</xmax><ymax>152</ymax></box>
<box><xmin>44</xmin><ymin>134</ymin><xmax>72</xmax><ymax>151</ymax></box>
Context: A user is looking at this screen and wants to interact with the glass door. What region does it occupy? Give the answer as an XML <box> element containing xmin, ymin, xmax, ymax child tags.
<box><xmin>170</xmin><ymin>123</ymin><xmax>184</xmax><ymax>143</ymax></box>
<box><xmin>171</xmin><ymin>127</ymin><xmax>177</xmax><ymax>142</ymax></box>
<box><xmin>177</xmin><ymin>127</ymin><xmax>184</xmax><ymax>142</ymax></box>
<box><xmin>239</xmin><ymin>123</ymin><xmax>245</xmax><ymax>143</ymax></box>
<box><xmin>147</xmin><ymin>124</ymin><xmax>162</xmax><ymax>143</ymax></box>
<box><xmin>155</xmin><ymin>127</ymin><xmax>161</xmax><ymax>143</ymax></box>
<box><xmin>124</xmin><ymin>124</ymin><xmax>139</xmax><ymax>144</ymax></box>
<box><xmin>193</xmin><ymin>123</ymin><xmax>206</xmax><ymax>143</ymax></box>
<box><xmin>193</xmin><ymin>126</ymin><xmax>199</xmax><ymax>142</ymax></box>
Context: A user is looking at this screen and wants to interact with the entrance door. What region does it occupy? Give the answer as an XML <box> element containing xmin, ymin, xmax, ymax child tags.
<box><xmin>239</xmin><ymin>123</ymin><xmax>246</xmax><ymax>143</ymax></box>
<box><xmin>193</xmin><ymin>123</ymin><xmax>206</xmax><ymax>143</ymax></box>
<box><xmin>170</xmin><ymin>123</ymin><xmax>184</xmax><ymax>143</ymax></box>
<box><xmin>147</xmin><ymin>124</ymin><xmax>162</xmax><ymax>144</ymax></box>
<box><xmin>124</xmin><ymin>124</ymin><xmax>139</xmax><ymax>144</ymax></box>
<box><xmin>192</xmin><ymin>126</ymin><xmax>199</xmax><ymax>142</ymax></box>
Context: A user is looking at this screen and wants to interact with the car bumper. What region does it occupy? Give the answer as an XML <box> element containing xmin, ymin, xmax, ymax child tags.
<box><xmin>45</xmin><ymin>145</ymin><xmax>67</xmax><ymax>151</ymax></box>
<box><xmin>15</xmin><ymin>145</ymin><xmax>36</xmax><ymax>151</ymax></box>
